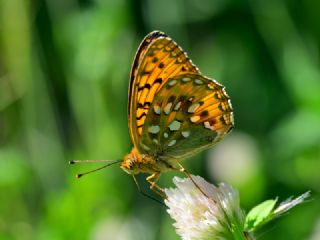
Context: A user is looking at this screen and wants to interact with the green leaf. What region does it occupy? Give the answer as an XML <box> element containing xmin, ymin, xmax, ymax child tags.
<box><xmin>244</xmin><ymin>199</ymin><xmax>277</xmax><ymax>231</ymax></box>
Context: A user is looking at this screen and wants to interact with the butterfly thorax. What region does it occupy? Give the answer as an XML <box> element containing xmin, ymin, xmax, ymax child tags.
<box><xmin>121</xmin><ymin>147</ymin><xmax>173</xmax><ymax>175</ymax></box>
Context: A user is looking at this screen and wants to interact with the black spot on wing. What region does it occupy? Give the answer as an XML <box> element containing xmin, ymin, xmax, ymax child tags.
<box><xmin>140</xmin><ymin>70</ymin><xmax>151</xmax><ymax>76</ymax></box>
<box><xmin>158</xmin><ymin>62</ymin><xmax>165</xmax><ymax>68</ymax></box>
<box><xmin>154</xmin><ymin>78</ymin><xmax>162</xmax><ymax>84</ymax></box>
<box><xmin>137</xmin><ymin>102</ymin><xmax>151</xmax><ymax>109</ymax></box>
<box><xmin>138</xmin><ymin>83</ymin><xmax>151</xmax><ymax>91</ymax></box>
<box><xmin>200</xmin><ymin>110</ymin><xmax>209</xmax><ymax>118</ymax></box>
<box><xmin>136</xmin><ymin>112</ymin><xmax>147</xmax><ymax>120</ymax></box>
<box><xmin>168</xmin><ymin>95</ymin><xmax>176</xmax><ymax>102</ymax></box>
<box><xmin>178</xmin><ymin>95</ymin><xmax>187</xmax><ymax>101</ymax></box>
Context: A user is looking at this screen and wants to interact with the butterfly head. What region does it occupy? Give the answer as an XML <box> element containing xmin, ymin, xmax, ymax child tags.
<box><xmin>120</xmin><ymin>148</ymin><xmax>142</xmax><ymax>175</ymax></box>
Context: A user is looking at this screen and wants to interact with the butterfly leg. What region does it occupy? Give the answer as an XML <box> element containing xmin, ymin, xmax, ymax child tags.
<box><xmin>146</xmin><ymin>173</ymin><xmax>166</xmax><ymax>199</ymax></box>
<box><xmin>131</xmin><ymin>175</ymin><xmax>165</xmax><ymax>205</ymax></box>
<box><xmin>177</xmin><ymin>163</ymin><xmax>215</xmax><ymax>202</ymax></box>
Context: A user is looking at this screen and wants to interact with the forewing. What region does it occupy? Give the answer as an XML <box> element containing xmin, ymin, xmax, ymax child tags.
<box><xmin>128</xmin><ymin>31</ymin><xmax>200</xmax><ymax>152</ymax></box>
<box><xmin>139</xmin><ymin>74</ymin><xmax>234</xmax><ymax>162</ymax></box>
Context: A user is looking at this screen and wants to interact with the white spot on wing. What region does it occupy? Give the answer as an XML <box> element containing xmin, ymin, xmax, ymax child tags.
<box><xmin>148</xmin><ymin>125</ymin><xmax>160</xmax><ymax>134</ymax></box>
<box><xmin>188</xmin><ymin>103</ymin><xmax>200</xmax><ymax>113</ymax></box>
<box><xmin>190</xmin><ymin>115</ymin><xmax>200</xmax><ymax>123</ymax></box>
<box><xmin>182</xmin><ymin>77</ymin><xmax>191</xmax><ymax>82</ymax></box>
<box><xmin>153</xmin><ymin>139</ymin><xmax>159</xmax><ymax>144</ymax></box>
<box><xmin>182</xmin><ymin>131</ymin><xmax>190</xmax><ymax>138</ymax></box>
<box><xmin>174</xmin><ymin>101</ymin><xmax>181</xmax><ymax>111</ymax></box>
<box><xmin>230</xmin><ymin>112</ymin><xmax>234</xmax><ymax>125</ymax></box>
<box><xmin>222</xmin><ymin>87</ymin><xmax>230</xmax><ymax>98</ymax></box>
<box><xmin>168</xmin><ymin>139</ymin><xmax>176</xmax><ymax>147</ymax></box>
<box><xmin>168</xmin><ymin>79</ymin><xmax>177</xmax><ymax>86</ymax></box>
<box><xmin>228</xmin><ymin>99</ymin><xmax>233</xmax><ymax>110</ymax></box>
<box><xmin>207</xmin><ymin>82</ymin><xmax>215</xmax><ymax>89</ymax></box>
<box><xmin>141</xmin><ymin>144</ymin><xmax>150</xmax><ymax>150</ymax></box>
<box><xmin>169</xmin><ymin>120</ymin><xmax>181</xmax><ymax>131</ymax></box>
<box><xmin>164</xmin><ymin>102</ymin><xmax>173</xmax><ymax>114</ymax></box>
<box><xmin>204</xmin><ymin>121</ymin><xmax>215</xmax><ymax>130</ymax></box>
<box><xmin>195</xmin><ymin>79</ymin><xmax>203</xmax><ymax>85</ymax></box>
<box><xmin>164</xmin><ymin>132</ymin><xmax>169</xmax><ymax>138</ymax></box>
<box><xmin>153</xmin><ymin>105</ymin><xmax>161</xmax><ymax>115</ymax></box>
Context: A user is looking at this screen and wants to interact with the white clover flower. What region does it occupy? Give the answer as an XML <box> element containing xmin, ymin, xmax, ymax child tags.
<box><xmin>164</xmin><ymin>175</ymin><xmax>246</xmax><ymax>240</ymax></box>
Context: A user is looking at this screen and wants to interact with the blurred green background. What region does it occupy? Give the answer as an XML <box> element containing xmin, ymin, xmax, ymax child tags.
<box><xmin>0</xmin><ymin>0</ymin><xmax>319</xmax><ymax>239</ymax></box>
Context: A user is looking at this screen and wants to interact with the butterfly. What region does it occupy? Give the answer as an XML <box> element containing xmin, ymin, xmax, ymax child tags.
<box><xmin>119</xmin><ymin>31</ymin><xmax>234</xmax><ymax>195</ymax></box>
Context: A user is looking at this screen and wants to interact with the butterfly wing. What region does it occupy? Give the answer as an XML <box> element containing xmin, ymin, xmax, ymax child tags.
<box><xmin>140</xmin><ymin>74</ymin><xmax>234</xmax><ymax>163</ymax></box>
<box><xmin>128</xmin><ymin>31</ymin><xmax>200</xmax><ymax>152</ymax></box>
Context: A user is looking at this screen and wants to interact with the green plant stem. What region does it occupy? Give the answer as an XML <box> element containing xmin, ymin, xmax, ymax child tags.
<box><xmin>232</xmin><ymin>224</ymin><xmax>256</xmax><ymax>240</ymax></box>
<box><xmin>232</xmin><ymin>224</ymin><xmax>248</xmax><ymax>240</ymax></box>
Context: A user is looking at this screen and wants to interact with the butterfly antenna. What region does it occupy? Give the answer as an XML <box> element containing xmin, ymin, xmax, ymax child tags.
<box><xmin>69</xmin><ymin>159</ymin><xmax>120</xmax><ymax>164</ymax></box>
<box><xmin>132</xmin><ymin>175</ymin><xmax>166</xmax><ymax>206</ymax></box>
<box><xmin>69</xmin><ymin>159</ymin><xmax>121</xmax><ymax>178</ymax></box>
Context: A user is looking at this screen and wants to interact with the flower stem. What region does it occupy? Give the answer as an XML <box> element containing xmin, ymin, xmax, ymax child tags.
<box><xmin>232</xmin><ymin>224</ymin><xmax>248</xmax><ymax>240</ymax></box>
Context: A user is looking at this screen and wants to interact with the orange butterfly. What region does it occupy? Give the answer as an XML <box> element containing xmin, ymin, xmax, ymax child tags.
<box><xmin>72</xmin><ymin>31</ymin><xmax>233</xmax><ymax>197</ymax></box>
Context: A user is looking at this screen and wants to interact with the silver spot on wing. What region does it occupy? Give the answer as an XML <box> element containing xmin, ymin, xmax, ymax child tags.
<box><xmin>188</xmin><ymin>103</ymin><xmax>200</xmax><ymax>113</ymax></box>
<box><xmin>181</xmin><ymin>131</ymin><xmax>190</xmax><ymax>138</ymax></box>
<box><xmin>164</xmin><ymin>102</ymin><xmax>173</xmax><ymax>115</ymax></box>
<box><xmin>169</xmin><ymin>120</ymin><xmax>181</xmax><ymax>131</ymax></box>
<box><xmin>168</xmin><ymin>79</ymin><xmax>177</xmax><ymax>86</ymax></box>
<box><xmin>168</xmin><ymin>139</ymin><xmax>176</xmax><ymax>147</ymax></box>
<box><xmin>195</xmin><ymin>79</ymin><xmax>203</xmax><ymax>85</ymax></box>
<box><xmin>174</xmin><ymin>101</ymin><xmax>181</xmax><ymax>111</ymax></box>
<box><xmin>153</xmin><ymin>105</ymin><xmax>161</xmax><ymax>115</ymax></box>
<box><xmin>190</xmin><ymin>115</ymin><xmax>200</xmax><ymax>123</ymax></box>
<box><xmin>148</xmin><ymin>125</ymin><xmax>160</xmax><ymax>134</ymax></box>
